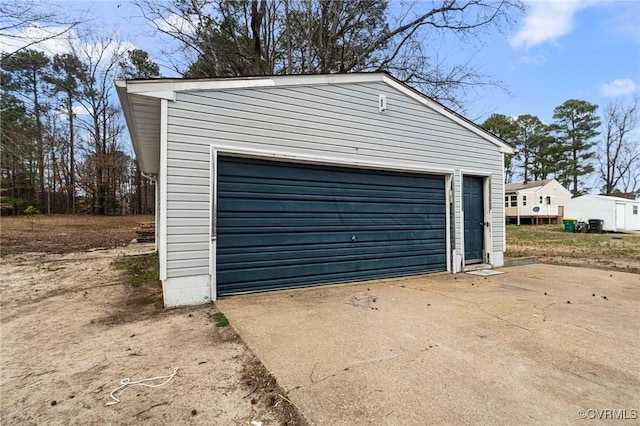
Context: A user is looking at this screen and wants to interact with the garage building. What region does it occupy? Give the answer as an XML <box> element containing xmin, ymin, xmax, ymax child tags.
<box><xmin>116</xmin><ymin>73</ymin><xmax>514</xmax><ymax>307</ymax></box>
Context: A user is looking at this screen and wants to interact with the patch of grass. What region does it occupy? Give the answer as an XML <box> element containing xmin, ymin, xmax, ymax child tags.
<box><xmin>210</xmin><ymin>312</ymin><xmax>229</xmax><ymax>327</ymax></box>
<box><xmin>114</xmin><ymin>252</ymin><xmax>160</xmax><ymax>286</ymax></box>
<box><xmin>507</xmin><ymin>225</ymin><xmax>640</xmax><ymax>252</ymax></box>
<box><xmin>114</xmin><ymin>262</ymin><xmax>128</xmax><ymax>271</ymax></box>
<box><xmin>506</xmin><ymin>224</ymin><xmax>640</xmax><ymax>272</ymax></box>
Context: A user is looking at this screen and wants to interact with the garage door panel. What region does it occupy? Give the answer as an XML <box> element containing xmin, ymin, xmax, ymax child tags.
<box><xmin>219</xmin><ymin>244</ymin><xmax>445</xmax><ymax>272</ymax></box>
<box><xmin>219</xmin><ymin>253</ymin><xmax>446</xmax><ymax>288</ymax></box>
<box><xmin>220</xmin><ymin>223</ymin><xmax>446</xmax><ymax>235</ymax></box>
<box><xmin>218</xmin><ymin>199</ymin><xmax>444</xmax><ymax>214</ymax></box>
<box><xmin>218</xmin><ymin>239</ymin><xmax>444</xmax><ymax>261</ymax></box>
<box><xmin>218</xmin><ymin>229</ymin><xmax>445</xmax><ymax>248</ymax></box>
<box><xmin>216</xmin><ymin>156</ymin><xmax>446</xmax><ymax>295</ymax></box>
<box><xmin>219</xmin><ymin>183</ymin><xmax>443</xmax><ymax>201</ymax></box>
<box><xmin>220</xmin><ymin>262</ymin><xmax>443</xmax><ymax>294</ymax></box>
<box><xmin>219</xmin><ymin>160</ymin><xmax>444</xmax><ymax>191</ymax></box>
<box><xmin>218</xmin><ymin>212</ymin><xmax>444</xmax><ymax>227</ymax></box>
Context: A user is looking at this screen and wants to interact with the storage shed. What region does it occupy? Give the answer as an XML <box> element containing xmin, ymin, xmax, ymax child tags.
<box><xmin>116</xmin><ymin>73</ymin><xmax>515</xmax><ymax>307</ymax></box>
<box><xmin>563</xmin><ymin>194</ymin><xmax>640</xmax><ymax>232</ymax></box>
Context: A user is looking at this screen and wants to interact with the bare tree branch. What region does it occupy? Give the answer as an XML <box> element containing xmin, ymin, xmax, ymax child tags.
<box><xmin>598</xmin><ymin>96</ymin><xmax>639</xmax><ymax>194</ymax></box>
<box><xmin>0</xmin><ymin>0</ymin><xmax>85</xmax><ymax>58</ymax></box>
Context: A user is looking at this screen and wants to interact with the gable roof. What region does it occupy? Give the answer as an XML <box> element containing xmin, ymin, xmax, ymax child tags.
<box><xmin>505</xmin><ymin>179</ymin><xmax>553</xmax><ymax>193</ymax></box>
<box><xmin>605</xmin><ymin>192</ymin><xmax>640</xmax><ymax>200</ymax></box>
<box><xmin>573</xmin><ymin>194</ymin><xmax>640</xmax><ymax>203</ymax></box>
<box><xmin>116</xmin><ymin>72</ymin><xmax>515</xmax><ymax>175</ymax></box>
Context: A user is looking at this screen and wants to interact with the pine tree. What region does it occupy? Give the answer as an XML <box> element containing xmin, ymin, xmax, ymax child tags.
<box><xmin>514</xmin><ymin>115</ymin><xmax>546</xmax><ymax>183</ymax></box>
<box><xmin>551</xmin><ymin>99</ymin><xmax>601</xmax><ymax>196</ymax></box>
<box><xmin>45</xmin><ymin>53</ymin><xmax>86</xmax><ymax>213</ymax></box>
<box><xmin>1</xmin><ymin>49</ymin><xmax>51</xmax><ymax>210</ymax></box>
<box><xmin>481</xmin><ymin>113</ymin><xmax>517</xmax><ymax>182</ymax></box>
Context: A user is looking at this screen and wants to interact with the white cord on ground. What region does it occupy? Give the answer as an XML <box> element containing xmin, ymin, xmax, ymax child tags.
<box><xmin>105</xmin><ymin>367</ymin><xmax>179</xmax><ymax>406</ymax></box>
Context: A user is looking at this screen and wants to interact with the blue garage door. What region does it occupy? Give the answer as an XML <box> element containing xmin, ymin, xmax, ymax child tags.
<box><xmin>216</xmin><ymin>156</ymin><xmax>446</xmax><ymax>295</ymax></box>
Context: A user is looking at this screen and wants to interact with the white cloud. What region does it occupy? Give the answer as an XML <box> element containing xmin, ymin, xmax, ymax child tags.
<box><xmin>77</xmin><ymin>39</ymin><xmax>137</xmax><ymax>63</ymax></box>
<box><xmin>73</xmin><ymin>105</ymin><xmax>90</xmax><ymax>116</ymax></box>
<box><xmin>510</xmin><ymin>1</ymin><xmax>593</xmax><ymax>49</ymax></box>
<box><xmin>0</xmin><ymin>23</ymin><xmax>75</xmax><ymax>56</ymax></box>
<box><xmin>600</xmin><ymin>78</ymin><xmax>639</xmax><ymax>97</ymax></box>
<box><xmin>519</xmin><ymin>53</ymin><xmax>549</xmax><ymax>65</ymax></box>
<box><xmin>154</xmin><ymin>13</ymin><xmax>198</xmax><ymax>35</ymax></box>
<box><xmin>0</xmin><ymin>21</ymin><xmax>139</xmax><ymax>74</ymax></box>
<box><xmin>1</xmin><ymin>22</ymin><xmax>136</xmax><ymax>64</ymax></box>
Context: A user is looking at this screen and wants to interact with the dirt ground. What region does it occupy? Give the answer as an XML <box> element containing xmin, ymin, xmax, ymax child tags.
<box><xmin>0</xmin><ymin>214</ymin><xmax>156</xmax><ymax>256</ymax></box>
<box><xmin>0</xmin><ymin>216</ymin><xmax>303</xmax><ymax>425</ymax></box>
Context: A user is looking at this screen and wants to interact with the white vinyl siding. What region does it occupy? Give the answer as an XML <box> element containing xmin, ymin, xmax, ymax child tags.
<box><xmin>164</xmin><ymin>81</ymin><xmax>504</xmax><ymax>278</ymax></box>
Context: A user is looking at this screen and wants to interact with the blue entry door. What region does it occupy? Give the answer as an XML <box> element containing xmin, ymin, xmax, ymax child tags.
<box><xmin>463</xmin><ymin>176</ymin><xmax>485</xmax><ymax>263</ymax></box>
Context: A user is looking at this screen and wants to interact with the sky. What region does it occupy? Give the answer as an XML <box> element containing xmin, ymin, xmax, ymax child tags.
<box><xmin>3</xmin><ymin>0</ymin><xmax>638</xmax><ymax>125</ymax></box>
<box><xmin>472</xmin><ymin>0</ymin><xmax>640</xmax><ymax>123</ymax></box>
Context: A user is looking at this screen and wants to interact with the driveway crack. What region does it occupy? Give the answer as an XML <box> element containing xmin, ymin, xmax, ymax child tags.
<box><xmin>392</xmin><ymin>283</ymin><xmax>535</xmax><ymax>333</ymax></box>
<box><xmin>309</xmin><ymin>363</ymin><xmax>347</xmax><ymax>385</ymax></box>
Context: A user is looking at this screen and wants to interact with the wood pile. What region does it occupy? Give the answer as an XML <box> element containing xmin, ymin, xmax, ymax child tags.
<box><xmin>136</xmin><ymin>221</ymin><xmax>156</xmax><ymax>243</ymax></box>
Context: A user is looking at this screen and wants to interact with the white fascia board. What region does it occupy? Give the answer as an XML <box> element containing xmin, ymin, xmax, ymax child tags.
<box><xmin>269</xmin><ymin>73</ymin><xmax>384</xmax><ymax>87</ymax></box>
<box><xmin>116</xmin><ymin>82</ymin><xmax>148</xmax><ymax>172</ymax></box>
<box><xmin>381</xmin><ymin>76</ymin><xmax>516</xmax><ymax>155</ymax></box>
<box><xmin>459</xmin><ymin>169</ymin><xmax>493</xmax><ymax>177</ymax></box>
<box><xmin>159</xmin><ymin>99</ymin><xmax>168</xmax><ymax>282</ymax></box>
<box><xmin>122</xmin><ymin>78</ymin><xmax>275</xmax><ymax>96</ymax></box>
<box><xmin>119</xmin><ymin>73</ymin><xmax>386</xmax><ymax>98</ymax></box>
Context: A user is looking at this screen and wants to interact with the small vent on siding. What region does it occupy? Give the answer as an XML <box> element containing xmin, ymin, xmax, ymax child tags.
<box><xmin>379</xmin><ymin>95</ymin><xmax>387</xmax><ymax>112</ymax></box>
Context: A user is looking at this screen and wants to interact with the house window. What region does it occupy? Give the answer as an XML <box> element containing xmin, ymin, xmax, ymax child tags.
<box><xmin>546</xmin><ymin>196</ymin><xmax>551</xmax><ymax>205</ymax></box>
<box><xmin>505</xmin><ymin>196</ymin><xmax>509</xmax><ymax>207</ymax></box>
<box><xmin>522</xmin><ymin>195</ymin><xmax>527</xmax><ymax>206</ymax></box>
<box><xmin>539</xmin><ymin>196</ymin><xmax>543</xmax><ymax>204</ymax></box>
<box><xmin>634</xmin><ymin>206</ymin><xmax>638</xmax><ymax>215</ymax></box>
<box><xmin>510</xmin><ymin>195</ymin><xmax>517</xmax><ymax>207</ymax></box>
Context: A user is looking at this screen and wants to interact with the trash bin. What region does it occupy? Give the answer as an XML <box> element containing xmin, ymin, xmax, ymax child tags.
<box><xmin>588</xmin><ymin>219</ymin><xmax>604</xmax><ymax>233</ymax></box>
<box><xmin>563</xmin><ymin>218</ymin><xmax>577</xmax><ymax>233</ymax></box>
<box><xmin>576</xmin><ymin>221</ymin><xmax>589</xmax><ymax>233</ymax></box>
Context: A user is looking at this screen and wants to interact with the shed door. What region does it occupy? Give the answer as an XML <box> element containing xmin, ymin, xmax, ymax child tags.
<box><xmin>616</xmin><ymin>203</ymin><xmax>626</xmax><ymax>229</ymax></box>
<box><xmin>463</xmin><ymin>176</ymin><xmax>485</xmax><ymax>263</ymax></box>
<box><xmin>216</xmin><ymin>156</ymin><xmax>446</xmax><ymax>295</ymax></box>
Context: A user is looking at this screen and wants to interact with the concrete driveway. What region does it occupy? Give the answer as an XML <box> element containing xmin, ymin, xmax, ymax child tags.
<box><xmin>216</xmin><ymin>265</ymin><xmax>640</xmax><ymax>425</ymax></box>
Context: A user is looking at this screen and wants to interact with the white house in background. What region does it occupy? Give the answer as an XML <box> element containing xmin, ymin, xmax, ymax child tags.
<box><xmin>504</xmin><ymin>179</ymin><xmax>572</xmax><ymax>225</ymax></box>
<box><xmin>563</xmin><ymin>195</ymin><xmax>640</xmax><ymax>232</ymax></box>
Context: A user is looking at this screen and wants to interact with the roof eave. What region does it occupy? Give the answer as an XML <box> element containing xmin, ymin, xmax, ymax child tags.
<box><xmin>116</xmin><ymin>80</ymin><xmax>145</xmax><ymax>172</ymax></box>
<box><xmin>116</xmin><ymin>80</ymin><xmax>161</xmax><ymax>175</ymax></box>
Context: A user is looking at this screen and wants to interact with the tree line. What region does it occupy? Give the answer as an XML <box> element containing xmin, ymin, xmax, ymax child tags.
<box><xmin>1</xmin><ymin>39</ymin><xmax>159</xmax><ymax>215</ymax></box>
<box><xmin>482</xmin><ymin>97</ymin><xmax>639</xmax><ymax>196</ymax></box>
<box><xmin>2</xmin><ymin>0</ymin><xmax>525</xmax><ymax>216</ymax></box>
<box><xmin>2</xmin><ymin>1</ymin><xmax>636</xmax><ymax>212</ymax></box>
